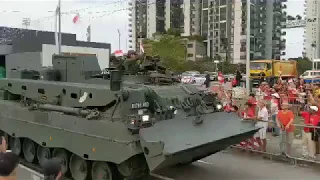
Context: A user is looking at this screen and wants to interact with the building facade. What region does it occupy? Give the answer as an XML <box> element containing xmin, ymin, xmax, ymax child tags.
<box><xmin>0</xmin><ymin>27</ymin><xmax>111</xmax><ymax>72</ymax></box>
<box><xmin>304</xmin><ymin>0</ymin><xmax>320</xmax><ymax>60</ymax></box>
<box><xmin>202</xmin><ymin>0</ymin><xmax>286</xmax><ymax>64</ymax></box>
<box><xmin>128</xmin><ymin>0</ymin><xmax>286</xmax><ymax>64</ymax></box>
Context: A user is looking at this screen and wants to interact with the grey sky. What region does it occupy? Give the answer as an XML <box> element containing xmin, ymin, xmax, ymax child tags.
<box><xmin>0</xmin><ymin>0</ymin><xmax>305</xmax><ymax>58</ymax></box>
<box><xmin>0</xmin><ymin>0</ymin><xmax>129</xmax><ymax>52</ymax></box>
<box><xmin>283</xmin><ymin>0</ymin><xmax>305</xmax><ymax>59</ymax></box>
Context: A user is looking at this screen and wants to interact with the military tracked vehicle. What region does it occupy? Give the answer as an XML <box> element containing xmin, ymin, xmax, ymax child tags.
<box><xmin>0</xmin><ymin>53</ymin><xmax>259</xmax><ymax>180</ymax></box>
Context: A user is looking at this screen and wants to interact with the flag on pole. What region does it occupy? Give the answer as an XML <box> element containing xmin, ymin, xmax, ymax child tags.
<box><xmin>86</xmin><ymin>25</ymin><xmax>91</xmax><ymax>42</ymax></box>
<box><xmin>54</xmin><ymin>6</ymin><xmax>59</xmax><ymax>53</ymax></box>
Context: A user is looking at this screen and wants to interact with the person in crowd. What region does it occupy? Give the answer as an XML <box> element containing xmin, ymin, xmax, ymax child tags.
<box><xmin>43</xmin><ymin>158</ymin><xmax>63</xmax><ymax>180</ymax></box>
<box><xmin>235</xmin><ymin>68</ymin><xmax>242</xmax><ymax>87</ymax></box>
<box><xmin>0</xmin><ymin>136</ymin><xmax>7</xmax><ymax>153</ymax></box>
<box><xmin>271</xmin><ymin>93</ymin><xmax>281</xmax><ymax>137</ymax></box>
<box><xmin>248</xmin><ymin>93</ymin><xmax>257</xmax><ymax>115</ymax></box>
<box><xmin>0</xmin><ymin>152</ymin><xmax>20</xmax><ymax>180</ymax></box>
<box><xmin>204</xmin><ymin>73</ymin><xmax>211</xmax><ymax>89</ymax></box>
<box><xmin>217</xmin><ymin>71</ymin><xmax>224</xmax><ymax>85</ymax></box>
<box><xmin>300</xmin><ymin>105</ymin><xmax>320</xmax><ymax>159</ymax></box>
<box><xmin>249</xmin><ymin>101</ymin><xmax>269</xmax><ymax>152</ymax></box>
<box><xmin>276</xmin><ymin>103</ymin><xmax>295</xmax><ymax>155</ymax></box>
<box><xmin>240</xmin><ymin>102</ymin><xmax>257</xmax><ymax>149</ymax></box>
<box><xmin>259</xmin><ymin>72</ymin><xmax>265</xmax><ymax>85</ymax></box>
<box><xmin>231</xmin><ymin>77</ymin><xmax>237</xmax><ymax>88</ymax></box>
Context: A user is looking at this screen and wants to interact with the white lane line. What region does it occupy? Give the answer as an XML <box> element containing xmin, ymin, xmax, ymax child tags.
<box><xmin>197</xmin><ymin>160</ymin><xmax>213</xmax><ymax>165</ymax></box>
<box><xmin>150</xmin><ymin>173</ymin><xmax>175</xmax><ymax>180</ymax></box>
<box><xmin>18</xmin><ymin>164</ymin><xmax>44</xmax><ymax>178</ymax></box>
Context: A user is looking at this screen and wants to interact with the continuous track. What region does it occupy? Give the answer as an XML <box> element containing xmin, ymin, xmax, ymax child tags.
<box><xmin>3</xmin><ymin>131</ymin><xmax>174</xmax><ymax>180</ymax></box>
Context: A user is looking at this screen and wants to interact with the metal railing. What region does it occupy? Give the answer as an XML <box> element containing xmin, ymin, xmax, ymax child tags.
<box><xmin>232</xmin><ymin>119</ymin><xmax>320</xmax><ymax>165</ymax></box>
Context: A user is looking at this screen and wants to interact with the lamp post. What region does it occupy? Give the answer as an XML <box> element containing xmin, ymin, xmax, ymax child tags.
<box><xmin>245</xmin><ymin>0</ymin><xmax>251</xmax><ymax>95</ymax></box>
<box><xmin>117</xmin><ymin>29</ymin><xmax>121</xmax><ymax>50</ymax></box>
<box><xmin>312</xmin><ymin>43</ymin><xmax>316</xmax><ymax>83</ymax></box>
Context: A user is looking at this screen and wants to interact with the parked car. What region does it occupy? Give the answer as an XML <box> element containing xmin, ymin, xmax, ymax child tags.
<box><xmin>181</xmin><ymin>73</ymin><xmax>195</xmax><ymax>84</ymax></box>
<box><xmin>224</xmin><ymin>74</ymin><xmax>235</xmax><ymax>81</ymax></box>
<box><xmin>193</xmin><ymin>74</ymin><xmax>207</xmax><ymax>85</ymax></box>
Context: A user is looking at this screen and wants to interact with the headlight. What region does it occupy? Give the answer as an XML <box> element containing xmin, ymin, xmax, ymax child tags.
<box><xmin>216</xmin><ymin>104</ymin><xmax>222</xmax><ymax>110</ymax></box>
<box><xmin>142</xmin><ymin>115</ymin><xmax>149</xmax><ymax>122</ymax></box>
<box><xmin>138</xmin><ymin>109</ymin><xmax>144</xmax><ymax>115</ymax></box>
<box><xmin>174</xmin><ymin>110</ymin><xmax>177</xmax><ymax>114</ymax></box>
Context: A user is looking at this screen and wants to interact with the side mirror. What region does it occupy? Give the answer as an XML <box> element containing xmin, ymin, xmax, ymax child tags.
<box><xmin>110</xmin><ymin>70</ymin><xmax>122</xmax><ymax>91</ymax></box>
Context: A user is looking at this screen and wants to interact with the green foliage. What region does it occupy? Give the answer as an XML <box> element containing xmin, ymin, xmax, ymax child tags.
<box><xmin>291</xmin><ymin>57</ymin><xmax>312</xmax><ymax>75</ymax></box>
<box><xmin>166</xmin><ymin>28</ymin><xmax>182</xmax><ymax>37</ymax></box>
<box><xmin>185</xmin><ymin>35</ymin><xmax>204</xmax><ymax>42</ymax></box>
<box><xmin>149</xmin><ymin>35</ymin><xmax>186</xmax><ymax>71</ymax></box>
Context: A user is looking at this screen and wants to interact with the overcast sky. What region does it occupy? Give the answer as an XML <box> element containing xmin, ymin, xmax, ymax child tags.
<box><xmin>0</xmin><ymin>0</ymin><xmax>305</xmax><ymax>58</ymax></box>
<box><xmin>0</xmin><ymin>0</ymin><xmax>129</xmax><ymax>52</ymax></box>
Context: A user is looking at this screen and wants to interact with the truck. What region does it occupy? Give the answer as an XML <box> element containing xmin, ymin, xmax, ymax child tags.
<box><xmin>250</xmin><ymin>60</ymin><xmax>297</xmax><ymax>85</ymax></box>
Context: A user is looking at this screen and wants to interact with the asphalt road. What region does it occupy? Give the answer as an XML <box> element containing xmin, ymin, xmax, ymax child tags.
<box><xmin>152</xmin><ymin>151</ymin><xmax>320</xmax><ymax>180</ymax></box>
<box><xmin>17</xmin><ymin>151</ymin><xmax>320</xmax><ymax>180</ymax></box>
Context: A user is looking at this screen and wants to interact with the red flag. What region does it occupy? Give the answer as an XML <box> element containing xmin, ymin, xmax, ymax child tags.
<box><xmin>114</xmin><ymin>50</ymin><xmax>123</xmax><ymax>57</ymax></box>
<box><xmin>73</xmin><ymin>14</ymin><xmax>80</xmax><ymax>24</ymax></box>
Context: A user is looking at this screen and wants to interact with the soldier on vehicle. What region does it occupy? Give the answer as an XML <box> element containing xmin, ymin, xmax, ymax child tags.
<box><xmin>43</xmin><ymin>158</ymin><xmax>63</xmax><ymax>180</ymax></box>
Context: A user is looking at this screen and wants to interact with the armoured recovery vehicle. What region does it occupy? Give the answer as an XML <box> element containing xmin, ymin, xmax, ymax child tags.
<box><xmin>0</xmin><ymin>53</ymin><xmax>259</xmax><ymax>180</ymax></box>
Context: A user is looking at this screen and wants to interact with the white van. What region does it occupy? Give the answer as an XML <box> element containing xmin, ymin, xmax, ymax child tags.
<box><xmin>300</xmin><ymin>70</ymin><xmax>320</xmax><ymax>83</ymax></box>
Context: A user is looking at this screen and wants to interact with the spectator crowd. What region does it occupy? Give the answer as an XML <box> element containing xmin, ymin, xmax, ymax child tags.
<box><xmin>216</xmin><ymin>75</ymin><xmax>320</xmax><ymax>159</ymax></box>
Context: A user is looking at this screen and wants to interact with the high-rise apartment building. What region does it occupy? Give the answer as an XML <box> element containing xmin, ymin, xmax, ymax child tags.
<box><xmin>304</xmin><ymin>0</ymin><xmax>319</xmax><ymax>60</ymax></box>
<box><xmin>128</xmin><ymin>0</ymin><xmax>286</xmax><ymax>64</ymax></box>
<box><xmin>202</xmin><ymin>0</ymin><xmax>286</xmax><ymax>64</ymax></box>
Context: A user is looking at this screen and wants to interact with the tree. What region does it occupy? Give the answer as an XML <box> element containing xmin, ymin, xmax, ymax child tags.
<box><xmin>287</xmin><ymin>15</ymin><xmax>295</xmax><ymax>21</ymax></box>
<box><xmin>166</xmin><ymin>28</ymin><xmax>182</xmax><ymax>37</ymax></box>
<box><xmin>294</xmin><ymin>57</ymin><xmax>312</xmax><ymax>75</ymax></box>
<box><xmin>296</xmin><ymin>15</ymin><xmax>302</xmax><ymax>20</ymax></box>
<box><xmin>150</xmin><ymin>35</ymin><xmax>186</xmax><ymax>71</ymax></box>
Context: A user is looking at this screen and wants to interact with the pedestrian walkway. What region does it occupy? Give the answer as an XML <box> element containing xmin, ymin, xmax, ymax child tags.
<box><xmin>17</xmin><ymin>164</ymin><xmax>44</xmax><ymax>180</ymax></box>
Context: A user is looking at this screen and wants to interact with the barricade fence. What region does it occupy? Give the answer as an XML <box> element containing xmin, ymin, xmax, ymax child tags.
<box><xmin>232</xmin><ymin>119</ymin><xmax>320</xmax><ymax>165</ymax></box>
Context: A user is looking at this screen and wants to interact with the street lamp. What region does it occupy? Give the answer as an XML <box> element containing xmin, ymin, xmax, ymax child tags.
<box><xmin>214</xmin><ymin>60</ymin><xmax>219</xmax><ymax>72</ymax></box>
<box><xmin>312</xmin><ymin>43</ymin><xmax>316</xmax><ymax>83</ymax></box>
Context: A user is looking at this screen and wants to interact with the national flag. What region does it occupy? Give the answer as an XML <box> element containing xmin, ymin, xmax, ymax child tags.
<box><xmin>114</xmin><ymin>50</ymin><xmax>123</xmax><ymax>57</ymax></box>
<box><xmin>73</xmin><ymin>13</ymin><xmax>80</xmax><ymax>24</ymax></box>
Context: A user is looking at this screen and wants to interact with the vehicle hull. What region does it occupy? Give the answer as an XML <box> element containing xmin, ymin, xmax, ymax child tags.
<box><xmin>139</xmin><ymin>112</ymin><xmax>259</xmax><ymax>171</ymax></box>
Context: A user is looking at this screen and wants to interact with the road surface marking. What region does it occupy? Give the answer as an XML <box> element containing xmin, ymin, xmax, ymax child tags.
<box><xmin>150</xmin><ymin>173</ymin><xmax>175</xmax><ymax>180</ymax></box>
<box><xmin>18</xmin><ymin>164</ymin><xmax>44</xmax><ymax>178</ymax></box>
<box><xmin>197</xmin><ymin>160</ymin><xmax>213</xmax><ymax>165</ymax></box>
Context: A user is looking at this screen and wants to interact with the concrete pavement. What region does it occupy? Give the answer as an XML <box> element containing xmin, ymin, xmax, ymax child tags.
<box><xmin>17</xmin><ymin>165</ymin><xmax>43</xmax><ymax>180</ymax></box>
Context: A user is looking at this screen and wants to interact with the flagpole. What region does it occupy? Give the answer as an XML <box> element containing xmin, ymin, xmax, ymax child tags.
<box><xmin>58</xmin><ymin>0</ymin><xmax>62</xmax><ymax>54</ymax></box>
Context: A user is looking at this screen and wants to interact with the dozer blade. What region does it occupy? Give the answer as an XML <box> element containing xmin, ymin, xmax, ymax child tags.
<box><xmin>139</xmin><ymin>112</ymin><xmax>259</xmax><ymax>172</ymax></box>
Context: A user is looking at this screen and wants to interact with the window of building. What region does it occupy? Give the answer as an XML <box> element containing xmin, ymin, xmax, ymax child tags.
<box><xmin>187</xmin><ymin>44</ymin><xmax>193</xmax><ymax>48</ymax></box>
<box><xmin>187</xmin><ymin>54</ymin><xmax>193</xmax><ymax>57</ymax></box>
